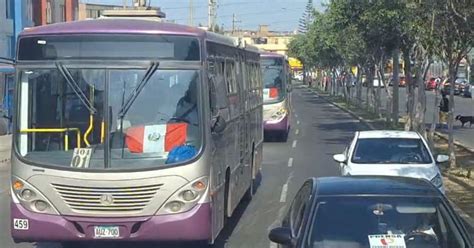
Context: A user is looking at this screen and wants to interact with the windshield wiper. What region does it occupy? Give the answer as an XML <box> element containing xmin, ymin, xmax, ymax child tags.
<box><xmin>117</xmin><ymin>61</ymin><xmax>159</xmax><ymax>118</ymax></box>
<box><xmin>55</xmin><ymin>62</ymin><xmax>97</xmax><ymax>114</ymax></box>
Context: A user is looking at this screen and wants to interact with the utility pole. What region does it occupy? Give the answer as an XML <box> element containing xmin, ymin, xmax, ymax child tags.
<box><xmin>189</xmin><ymin>0</ymin><xmax>194</xmax><ymax>26</ymax></box>
<box><xmin>208</xmin><ymin>0</ymin><xmax>217</xmax><ymax>31</ymax></box>
<box><xmin>231</xmin><ymin>13</ymin><xmax>241</xmax><ymax>35</ymax></box>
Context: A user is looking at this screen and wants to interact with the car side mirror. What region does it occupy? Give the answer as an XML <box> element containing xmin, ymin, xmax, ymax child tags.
<box><xmin>333</xmin><ymin>154</ymin><xmax>347</xmax><ymax>163</ymax></box>
<box><xmin>268</xmin><ymin>227</ymin><xmax>292</xmax><ymax>245</ymax></box>
<box><xmin>211</xmin><ymin>115</ymin><xmax>226</xmax><ymax>134</ymax></box>
<box><xmin>436</xmin><ymin>154</ymin><xmax>449</xmax><ymax>163</ymax></box>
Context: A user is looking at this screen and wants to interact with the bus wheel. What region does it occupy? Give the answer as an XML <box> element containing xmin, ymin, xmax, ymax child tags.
<box><xmin>279</xmin><ymin>130</ymin><xmax>288</xmax><ymax>142</ymax></box>
<box><xmin>224</xmin><ymin>169</ymin><xmax>230</xmax><ymax>222</ymax></box>
<box><xmin>61</xmin><ymin>242</ymin><xmax>83</xmax><ymax>248</ymax></box>
<box><xmin>243</xmin><ymin>148</ymin><xmax>255</xmax><ymax>201</ymax></box>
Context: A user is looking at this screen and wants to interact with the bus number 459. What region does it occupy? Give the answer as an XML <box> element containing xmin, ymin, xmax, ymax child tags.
<box><xmin>13</xmin><ymin>219</ymin><xmax>29</xmax><ymax>230</ymax></box>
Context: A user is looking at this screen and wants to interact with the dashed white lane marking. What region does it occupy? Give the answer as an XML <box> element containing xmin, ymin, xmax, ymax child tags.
<box><xmin>279</xmin><ymin>171</ymin><xmax>294</xmax><ymax>203</ymax></box>
<box><xmin>279</xmin><ymin>183</ymin><xmax>288</xmax><ymax>203</ymax></box>
<box><xmin>295</xmin><ymin>129</ymin><xmax>300</xmax><ymax>135</ymax></box>
<box><xmin>270</xmin><ymin>242</ymin><xmax>278</xmax><ymax>248</ymax></box>
<box><xmin>288</xmin><ymin>157</ymin><xmax>294</xmax><ymax>167</ymax></box>
<box><xmin>297</xmin><ymin>120</ymin><xmax>300</xmax><ymax>125</ymax></box>
<box><xmin>295</xmin><ymin>113</ymin><xmax>298</xmax><ymax>118</ymax></box>
<box><xmin>292</xmin><ymin>140</ymin><xmax>297</xmax><ymax>148</ymax></box>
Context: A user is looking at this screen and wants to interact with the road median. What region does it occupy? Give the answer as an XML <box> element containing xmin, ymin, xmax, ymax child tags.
<box><xmin>308</xmin><ymin>87</ymin><xmax>474</xmax><ymax>234</ymax></box>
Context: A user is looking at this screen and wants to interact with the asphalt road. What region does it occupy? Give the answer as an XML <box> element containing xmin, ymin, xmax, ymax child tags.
<box><xmin>359</xmin><ymin>87</ymin><xmax>474</xmax><ymax>148</ymax></box>
<box><xmin>0</xmin><ymin>87</ymin><xmax>367</xmax><ymax>248</ymax></box>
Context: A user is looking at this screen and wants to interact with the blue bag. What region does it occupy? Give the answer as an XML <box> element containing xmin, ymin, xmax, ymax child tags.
<box><xmin>166</xmin><ymin>145</ymin><xmax>197</xmax><ymax>164</ymax></box>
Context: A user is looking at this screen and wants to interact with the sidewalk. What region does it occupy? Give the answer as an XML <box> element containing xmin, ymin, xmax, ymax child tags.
<box><xmin>358</xmin><ymin>86</ymin><xmax>474</xmax><ymax>151</ymax></box>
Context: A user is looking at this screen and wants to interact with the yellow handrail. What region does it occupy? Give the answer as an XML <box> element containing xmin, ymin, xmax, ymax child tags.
<box><xmin>84</xmin><ymin>115</ymin><xmax>94</xmax><ymax>147</ymax></box>
<box><xmin>101</xmin><ymin>121</ymin><xmax>105</xmax><ymax>144</ymax></box>
<box><xmin>20</xmin><ymin>128</ymin><xmax>81</xmax><ymax>151</ymax></box>
<box><xmin>83</xmin><ymin>86</ymin><xmax>95</xmax><ymax>147</ymax></box>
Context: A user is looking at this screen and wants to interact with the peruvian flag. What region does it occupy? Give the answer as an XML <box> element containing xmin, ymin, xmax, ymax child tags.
<box><xmin>125</xmin><ymin>123</ymin><xmax>188</xmax><ymax>153</ymax></box>
<box><xmin>263</xmin><ymin>87</ymin><xmax>279</xmax><ymax>101</ymax></box>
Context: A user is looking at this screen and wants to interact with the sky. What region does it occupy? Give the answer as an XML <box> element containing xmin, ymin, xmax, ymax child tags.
<box><xmin>82</xmin><ymin>0</ymin><xmax>326</xmax><ymax>32</ymax></box>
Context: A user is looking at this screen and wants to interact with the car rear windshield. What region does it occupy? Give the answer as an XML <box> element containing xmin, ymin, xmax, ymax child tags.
<box><xmin>352</xmin><ymin>138</ymin><xmax>432</xmax><ymax>164</ymax></box>
<box><xmin>310</xmin><ymin>196</ymin><xmax>467</xmax><ymax>248</ymax></box>
<box><xmin>18</xmin><ymin>35</ymin><xmax>200</xmax><ymax>61</ymax></box>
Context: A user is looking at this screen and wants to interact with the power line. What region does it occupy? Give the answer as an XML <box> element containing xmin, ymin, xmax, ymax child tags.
<box><xmin>174</xmin><ymin>7</ymin><xmax>304</xmax><ymax>21</ymax></box>
<box><xmin>163</xmin><ymin>1</ymin><xmax>266</xmax><ymax>10</ymax></box>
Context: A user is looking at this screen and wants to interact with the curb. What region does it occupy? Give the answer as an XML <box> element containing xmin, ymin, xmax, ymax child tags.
<box><xmin>443</xmin><ymin>173</ymin><xmax>474</xmax><ymax>231</ymax></box>
<box><xmin>433</xmin><ymin>132</ymin><xmax>474</xmax><ymax>154</ymax></box>
<box><xmin>306</xmin><ymin>88</ymin><xmax>474</xmax><ymax>231</ymax></box>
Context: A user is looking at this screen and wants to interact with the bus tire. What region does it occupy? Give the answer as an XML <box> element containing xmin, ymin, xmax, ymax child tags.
<box><xmin>61</xmin><ymin>242</ymin><xmax>83</xmax><ymax>248</ymax></box>
<box><xmin>224</xmin><ymin>168</ymin><xmax>231</xmax><ymax>220</ymax></box>
<box><xmin>279</xmin><ymin>130</ymin><xmax>288</xmax><ymax>142</ymax></box>
<box><xmin>243</xmin><ymin>147</ymin><xmax>255</xmax><ymax>201</ymax></box>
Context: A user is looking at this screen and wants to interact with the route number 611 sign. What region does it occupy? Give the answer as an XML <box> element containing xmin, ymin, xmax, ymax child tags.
<box><xmin>70</xmin><ymin>148</ymin><xmax>92</xmax><ymax>168</ymax></box>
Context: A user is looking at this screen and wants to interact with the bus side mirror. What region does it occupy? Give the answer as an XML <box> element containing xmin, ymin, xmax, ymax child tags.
<box><xmin>211</xmin><ymin>115</ymin><xmax>226</xmax><ymax>134</ymax></box>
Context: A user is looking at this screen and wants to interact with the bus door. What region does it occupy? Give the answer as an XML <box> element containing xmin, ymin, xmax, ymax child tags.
<box><xmin>238</xmin><ymin>57</ymin><xmax>249</xmax><ymax>168</ymax></box>
<box><xmin>0</xmin><ymin>59</ymin><xmax>14</xmax><ymax>135</ymax></box>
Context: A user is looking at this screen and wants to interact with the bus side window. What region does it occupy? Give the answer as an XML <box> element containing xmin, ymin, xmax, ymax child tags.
<box><xmin>211</xmin><ymin>58</ymin><xmax>229</xmax><ymax>114</ymax></box>
<box><xmin>208</xmin><ymin>59</ymin><xmax>218</xmax><ymax>116</ymax></box>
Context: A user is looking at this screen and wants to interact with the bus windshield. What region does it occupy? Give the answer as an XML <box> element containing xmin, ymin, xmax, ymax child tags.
<box><xmin>16</xmin><ymin>67</ymin><xmax>202</xmax><ymax>170</ymax></box>
<box><xmin>261</xmin><ymin>57</ymin><xmax>286</xmax><ymax>103</ymax></box>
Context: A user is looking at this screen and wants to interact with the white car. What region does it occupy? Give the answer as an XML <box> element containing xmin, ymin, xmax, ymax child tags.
<box><xmin>333</xmin><ymin>130</ymin><xmax>448</xmax><ymax>193</ymax></box>
<box><xmin>294</xmin><ymin>73</ymin><xmax>303</xmax><ymax>81</ymax></box>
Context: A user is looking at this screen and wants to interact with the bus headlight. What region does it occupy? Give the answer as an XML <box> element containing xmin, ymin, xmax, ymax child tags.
<box><xmin>156</xmin><ymin>176</ymin><xmax>208</xmax><ymax>215</ymax></box>
<box><xmin>21</xmin><ymin>189</ymin><xmax>35</xmax><ymax>200</ymax></box>
<box><xmin>11</xmin><ymin>177</ymin><xmax>58</xmax><ymax>215</ymax></box>
<box><xmin>182</xmin><ymin>190</ymin><xmax>197</xmax><ymax>201</ymax></box>
<box><xmin>269</xmin><ymin>107</ymin><xmax>287</xmax><ymax>122</ymax></box>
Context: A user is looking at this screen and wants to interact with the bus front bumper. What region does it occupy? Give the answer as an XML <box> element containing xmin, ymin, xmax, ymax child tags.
<box><xmin>11</xmin><ymin>202</ymin><xmax>211</xmax><ymax>243</ymax></box>
<box><xmin>264</xmin><ymin>115</ymin><xmax>289</xmax><ymax>132</ymax></box>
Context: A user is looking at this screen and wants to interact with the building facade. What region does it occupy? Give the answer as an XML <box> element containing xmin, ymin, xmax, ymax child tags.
<box><xmin>1</xmin><ymin>0</ymin><xmax>77</xmax><ymax>134</ymax></box>
<box><xmin>78</xmin><ymin>3</ymin><xmax>121</xmax><ymax>20</ymax></box>
<box><xmin>0</xmin><ymin>0</ymin><xmax>34</xmax><ymax>134</ymax></box>
<box><xmin>78</xmin><ymin>2</ymin><xmax>166</xmax><ymax>20</ymax></box>
<box><xmin>228</xmin><ymin>25</ymin><xmax>295</xmax><ymax>55</ymax></box>
<box><xmin>32</xmin><ymin>0</ymin><xmax>79</xmax><ymax>26</ymax></box>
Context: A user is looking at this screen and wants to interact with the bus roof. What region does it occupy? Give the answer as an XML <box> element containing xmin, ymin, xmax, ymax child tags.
<box><xmin>19</xmin><ymin>19</ymin><xmax>239</xmax><ymax>48</ymax></box>
<box><xmin>260</xmin><ymin>51</ymin><xmax>286</xmax><ymax>58</ymax></box>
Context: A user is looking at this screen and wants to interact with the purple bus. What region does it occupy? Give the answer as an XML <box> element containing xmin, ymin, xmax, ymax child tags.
<box><xmin>261</xmin><ymin>52</ymin><xmax>292</xmax><ymax>141</ymax></box>
<box><xmin>10</xmin><ymin>19</ymin><xmax>263</xmax><ymax>245</ymax></box>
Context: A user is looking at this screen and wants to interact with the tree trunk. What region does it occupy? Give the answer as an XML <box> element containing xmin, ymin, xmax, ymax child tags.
<box><xmin>428</xmin><ymin>86</ymin><xmax>439</xmax><ymax>148</ymax></box>
<box><xmin>392</xmin><ymin>48</ymin><xmax>400</xmax><ymax>126</ymax></box>
<box><xmin>303</xmin><ymin>64</ymin><xmax>307</xmax><ymax>86</ymax></box>
<box><xmin>356</xmin><ymin>65</ymin><xmax>362</xmax><ymax>106</ymax></box>
<box><xmin>367</xmin><ymin>66</ymin><xmax>375</xmax><ymax>112</ymax></box>
<box><xmin>404</xmin><ymin>52</ymin><xmax>414</xmax><ymax>131</ymax></box>
<box><xmin>376</xmin><ymin>66</ymin><xmax>382</xmax><ymax>117</ymax></box>
<box><xmin>415</xmin><ymin>68</ymin><xmax>427</xmax><ymax>137</ymax></box>
<box><xmin>448</xmin><ymin>64</ymin><xmax>457</xmax><ymax>168</ymax></box>
<box><xmin>378</xmin><ymin>68</ymin><xmax>392</xmax><ymax>124</ymax></box>
<box><xmin>366</xmin><ymin>67</ymin><xmax>371</xmax><ymax>110</ymax></box>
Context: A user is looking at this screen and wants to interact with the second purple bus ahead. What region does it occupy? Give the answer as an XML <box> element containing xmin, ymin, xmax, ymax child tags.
<box><xmin>10</xmin><ymin>18</ymin><xmax>263</xmax><ymax>245</ymax></box>
<box><xmin>261</xmin><ymin>52</ymin><xmax>292</xmax><ymax>141</ymax></box>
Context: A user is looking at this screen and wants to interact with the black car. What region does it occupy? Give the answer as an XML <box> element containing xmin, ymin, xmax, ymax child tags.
<box><xmin>269</xmin><ymin>176</ymin><xmax>473</xmax><ymax>248</ymax></box>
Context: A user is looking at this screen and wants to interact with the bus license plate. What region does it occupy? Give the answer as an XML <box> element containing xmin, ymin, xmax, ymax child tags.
<box><xmin>94</xmin><ymin>226</ymin><xmax>119</xmax><ymax>238</ymax></box>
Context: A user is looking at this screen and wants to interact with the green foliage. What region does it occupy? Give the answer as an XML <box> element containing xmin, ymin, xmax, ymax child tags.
<box><xmin>290</xmin><ymin>0</ymin><xmax>473</xmax><ymax>72</ymax></box>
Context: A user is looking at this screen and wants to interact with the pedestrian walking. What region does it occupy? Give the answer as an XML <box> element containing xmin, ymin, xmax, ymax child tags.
<box><xmin>439</xmin><ymin>92</ymin><xmax>449</xmax><ymax>128</ymax></box>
